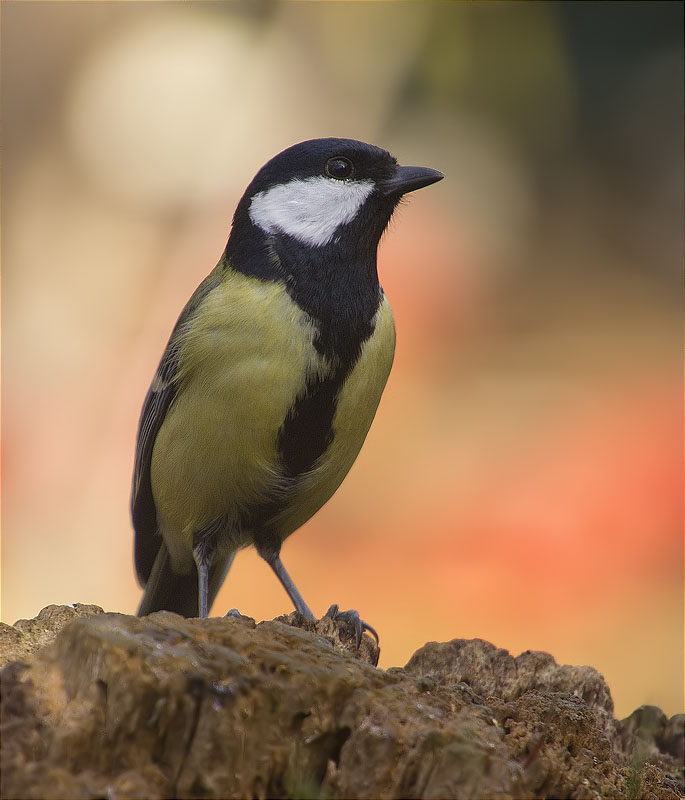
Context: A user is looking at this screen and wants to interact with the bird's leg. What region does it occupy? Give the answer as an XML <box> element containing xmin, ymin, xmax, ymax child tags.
<box><xmin>255</xmin><ymin>533</ymin><xmax>378</xmax><ymax>647</ymax></box>
<box><xmin>192</xmin><ymin>528</ymin><xmax>217</xmax><ymax>619</ymax></box>
<box><xmin>268</xmin><ymin>553</ymin><xmax>316</xmax><ymax>619</ymax></box>
<box><xmin>196</xmin><ymin>559</ymin><xmax>209</xmax><ymax>619</ymax></box>
<box><xmin>255</xmin><ymin>533</ymin><xmax>315</xmax><ymax>619</ymax></box>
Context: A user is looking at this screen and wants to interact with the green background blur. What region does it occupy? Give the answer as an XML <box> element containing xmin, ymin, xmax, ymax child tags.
<box><xmin>2</xmin><ymin>1</ymin><xmax>683</xmax><ymax>719</ymax></box>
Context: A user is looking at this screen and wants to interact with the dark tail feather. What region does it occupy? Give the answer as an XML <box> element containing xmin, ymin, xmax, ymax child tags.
<box><xmin>137</xmin><ymin>543</ymin><xmax>200</xmax><ymax>617</ymax></box>
<box><xmin>137</xmin><ymin>542</ymin><xmax>235</xmax><ymax>618</ymax></box>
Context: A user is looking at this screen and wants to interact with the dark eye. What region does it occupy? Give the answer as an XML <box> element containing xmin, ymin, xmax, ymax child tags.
<box><xmin>325</xmin><ymin>157</ymin><xmax>354</xmax><ymax>180</ymax></box>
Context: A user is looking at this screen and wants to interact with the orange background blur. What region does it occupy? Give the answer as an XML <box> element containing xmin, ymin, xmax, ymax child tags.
<box><xmin>2</xmin><ymin>2</ymin><xmax>683</xmax><ymax>719</ymax></box>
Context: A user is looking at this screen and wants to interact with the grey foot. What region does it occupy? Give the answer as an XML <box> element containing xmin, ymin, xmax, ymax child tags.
<box><xmin>324</xmin><ymin>604</ymin><xmax>380</xmax><ymax>648</ymax></box>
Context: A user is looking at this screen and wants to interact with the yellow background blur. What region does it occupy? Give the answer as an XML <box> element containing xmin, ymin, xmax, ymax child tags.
<box><xmin>2</xmin><ymin>2</ymin><xmax>683</xmax><ymax>719</ymax></box>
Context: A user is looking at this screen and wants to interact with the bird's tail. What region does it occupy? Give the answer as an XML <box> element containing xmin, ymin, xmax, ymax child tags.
<box><xmin>137</xmin><ymin>543</ymin><xmax>234</xmax><ymax>618</ymax></box>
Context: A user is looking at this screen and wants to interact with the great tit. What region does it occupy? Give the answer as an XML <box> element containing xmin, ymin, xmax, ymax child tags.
<box><xmin>132</xmin><ymin>138</ymin><xmax>443</xmax><ymax>634</ymax></box>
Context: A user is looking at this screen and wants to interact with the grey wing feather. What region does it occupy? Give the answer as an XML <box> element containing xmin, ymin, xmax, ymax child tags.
<box><xmin>131</xmin><ymin>265</ymin><xmax>225</xmax><ymax>586</ymax></box>
<box><xmin>131</xmin><ymin>347</ymin><xmax>181</xmax><ymax>585</ymax></box>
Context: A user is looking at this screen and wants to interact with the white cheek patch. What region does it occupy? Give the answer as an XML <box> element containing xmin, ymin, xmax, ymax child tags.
<box><xmin>249</xmin><ymin>176</ymin><xmax>375</xmax><ymax>248</ymax></box>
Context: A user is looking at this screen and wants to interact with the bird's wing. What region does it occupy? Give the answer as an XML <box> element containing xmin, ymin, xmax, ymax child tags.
<box><xmin>132</xmin><ymin>264</ymin><xmax>225</xmax><ymax>586</ymax></box>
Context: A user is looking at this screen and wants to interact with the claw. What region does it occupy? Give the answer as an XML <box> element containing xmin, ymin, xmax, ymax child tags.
<box><xmin>324</xmin><ymin>604</ymin><xmax>380</xmax><ymax>648</ymax></box>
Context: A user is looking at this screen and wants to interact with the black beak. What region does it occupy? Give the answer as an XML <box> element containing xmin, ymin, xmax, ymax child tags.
<box><xmin>379</xmin><ymin>165</ymin><xmax>444</xmax><ymax>197</ymax></box>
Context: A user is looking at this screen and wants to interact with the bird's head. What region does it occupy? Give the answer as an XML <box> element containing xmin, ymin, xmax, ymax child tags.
<box><xmin>226</xmin><ymin>138</ymin><xmax>443</xmax><ymax>261</ymax></box>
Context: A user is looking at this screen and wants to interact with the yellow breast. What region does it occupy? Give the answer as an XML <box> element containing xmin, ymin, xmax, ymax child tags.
<box><xmin>150</xmin><ymin>268</ymin><xmax>395</xmax><ymax>571</ymax></box>
<box><xmin>150</xmin><ymin>270</ymin><xmax>329</xmax><ymax>568</ymax></box>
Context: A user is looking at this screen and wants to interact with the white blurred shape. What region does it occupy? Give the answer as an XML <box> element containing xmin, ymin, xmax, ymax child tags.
<box><xmin>65</xmin><ymin>11</ymin><xmax>322</xmax><ymax>211</ymax></box>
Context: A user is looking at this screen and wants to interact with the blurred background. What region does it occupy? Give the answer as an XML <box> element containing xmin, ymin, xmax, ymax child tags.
<box><xmin>2</xmin><ymin>2</ymin><xmax>682</xmax><ymax>718</ymax></box>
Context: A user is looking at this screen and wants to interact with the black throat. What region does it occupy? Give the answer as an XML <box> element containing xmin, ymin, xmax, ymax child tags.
<box><xmin>224</xmin><ymin>200</ymin><xmax>391</xmax><ymax>362</ymax></box>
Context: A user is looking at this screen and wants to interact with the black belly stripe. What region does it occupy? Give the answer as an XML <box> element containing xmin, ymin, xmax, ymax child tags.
<box><xmin>249</xmin><ymin>365</ymin><xmax>351</xmax><ymax>560</ymax></box>
<box><xmin>277</xmin><ymin>370</ymin><xmax>344</xmax><ymax>479</ymax></box>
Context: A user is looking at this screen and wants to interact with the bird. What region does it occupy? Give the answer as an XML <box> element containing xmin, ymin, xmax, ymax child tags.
<box><xmin>132</xmin><ymin>137</ymin><xmax>443</xmax><ymax>638</ymax></box>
